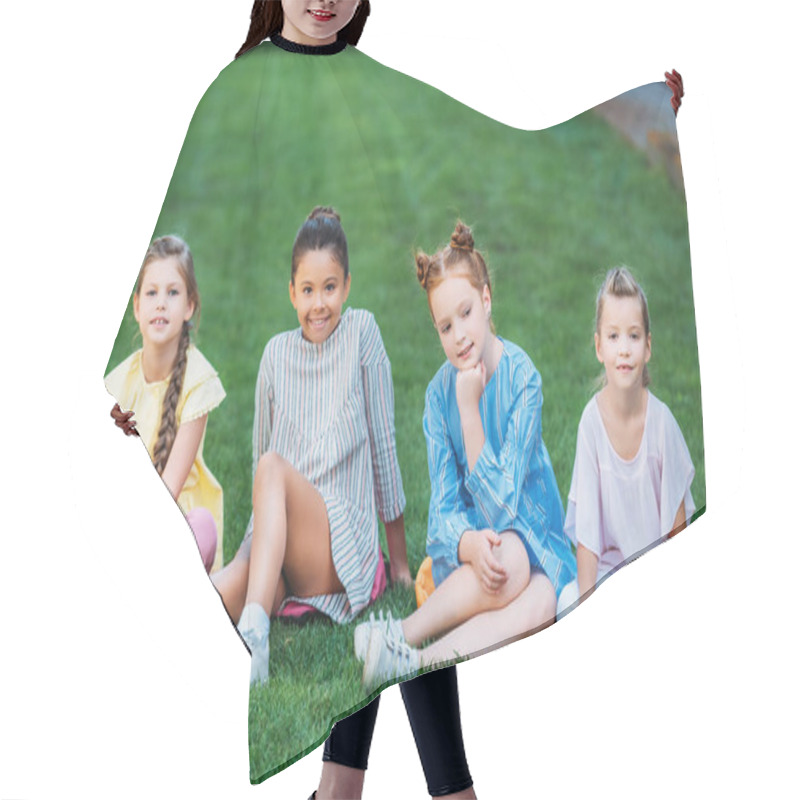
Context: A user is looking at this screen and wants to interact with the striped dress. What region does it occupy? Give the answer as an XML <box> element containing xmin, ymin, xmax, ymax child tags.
<box><xmin>424</xmin><ymin>338</ymin><xmax>576</xmax><ymax>596</ymax></box>
<box><xmin>246</xmin><ymin>307</ymin><xmax>405</xmax><ymax>623</ymax></box>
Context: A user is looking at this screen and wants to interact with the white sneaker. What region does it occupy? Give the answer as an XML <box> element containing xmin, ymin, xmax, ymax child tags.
<box><xmin>362</xmin><ymin>627</ymin><xmax>420</xmax><ymax>690</ymax></box>
<box><xmin>238</xmin><ymin>603</ymin><xmax>270</xmax><ymax>685</ymax></box>
<box><xmin>353</xmin><ymin>610</ymin><xmax>405</xmax><ymax>662</ymax></box>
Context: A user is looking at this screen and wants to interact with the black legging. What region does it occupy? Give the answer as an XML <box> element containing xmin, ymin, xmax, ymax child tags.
<box><xmin>323</xmin><ymin>666</ymin><xmax>473</xmax><ymax>797</ymax></box>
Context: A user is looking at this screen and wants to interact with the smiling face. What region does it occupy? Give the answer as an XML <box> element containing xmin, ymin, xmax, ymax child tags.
<box><xmin>594</xmin><ymin>294</ymin><xmax>652</xmax><ymax>392</ymax></box>
<box><xmin>280</xmin><ymin>0</ymin><xmax>361</xmax><ymax>46</ymax></box>
<box><xmin>133</xmin><ymin>256</ymin><xmax>195</xmax><ymax>350</ymax></box>
<box><xmin>429</xmin><ymin>274</ymin><xmax>493</xmax><ymax>371</ymax></box>
<box><xmin>289</xmin><ymin>248</ymin><xmax>351</xmax><ymax>343</ymax></box>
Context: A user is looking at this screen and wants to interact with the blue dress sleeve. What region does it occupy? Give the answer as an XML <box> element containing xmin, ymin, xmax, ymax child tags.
<box><xmin>424</xmin><ymin>380</ymin><xmax>473</xmax><ymax>584</ymax></box>
<box><xmin>464</xmin><ymin>360</ymin><xmax>542</xmax><ymax>532</ymax></box>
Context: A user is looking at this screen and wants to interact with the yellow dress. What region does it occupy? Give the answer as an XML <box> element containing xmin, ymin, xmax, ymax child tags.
<box><xmin>104</xmin><ymin>345</ymin><xmax>226</xmax><ymax>572</ymax></box>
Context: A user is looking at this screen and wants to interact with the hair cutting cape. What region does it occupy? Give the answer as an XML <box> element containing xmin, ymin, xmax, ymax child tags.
<box><xmin>105</xmin><ymin>40</ymin><xmax>704</xmax><ymax>783</ymax></box>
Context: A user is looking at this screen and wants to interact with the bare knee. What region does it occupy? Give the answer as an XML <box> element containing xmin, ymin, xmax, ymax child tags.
<box><xmin>255</xmin><ymin>450</ymin><xmax>287</xmax><ymax>479</ymax></box>
<box><xmin>520</xmin><ymin>572</ymin><xmax>557</xmax><ymax>630</ymax></box>
<box><xmin>211</xmin><ymin>554</ymin><xmax>250</xmax><ymax>622</ymax></box>
<box><xmin>254</xmin><ymin>451</ymin><xmax>288</xmax><ymax>499</ymax></box>
<box><xmin>484</xmin><ymin>532</ymin><xmax>530</xmax><ymax>609</ymax></box>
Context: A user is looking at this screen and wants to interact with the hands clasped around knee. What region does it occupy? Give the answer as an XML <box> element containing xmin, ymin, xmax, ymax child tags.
<box><xmin>460</xmin><ymin>529</ymin><xmax>530</xmax><ymax>608</ymax></box>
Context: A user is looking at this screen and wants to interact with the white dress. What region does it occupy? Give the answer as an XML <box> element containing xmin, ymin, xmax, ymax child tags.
<box><xmin>563</xmin><ymin>391</ymin><xmax>695</xmax><ymax>591</ymax></box>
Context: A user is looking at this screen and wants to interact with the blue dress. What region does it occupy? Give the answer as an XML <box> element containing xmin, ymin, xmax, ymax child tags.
<box><xmin>424</xmin><ymin>338</ymin><xmax>576</xmax><ymax>595</ymax></box>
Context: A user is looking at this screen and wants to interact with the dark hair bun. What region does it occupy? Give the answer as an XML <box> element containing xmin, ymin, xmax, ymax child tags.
<box><xmin>308</xmin><ymin>205</ymin><xmax>341</xmax><ymax>223</ymax></box>
<box><xmin>449</xmin><ymin>221</ymin><xmax>474</xmax><ymax>252</ymax></box>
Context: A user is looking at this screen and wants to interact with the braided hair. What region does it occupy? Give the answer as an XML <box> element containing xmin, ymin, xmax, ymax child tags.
<box><xmin>134</xmin><ymin>235</ymin><xmax>200</xmax><ymax>474</ymax></box>
<box><xmin>236</xmin><ymin>1</ymin><xmax>371</xmax><ymax>59</ymax></box>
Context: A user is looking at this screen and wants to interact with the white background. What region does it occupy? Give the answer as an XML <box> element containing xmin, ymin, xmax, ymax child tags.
<box><xmin>2</xmin><ymin>1</ymin><xmax>797</xmax><ymax>798</ymax></box>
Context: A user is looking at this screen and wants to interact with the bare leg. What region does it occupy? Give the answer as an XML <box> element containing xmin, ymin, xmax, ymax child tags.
<box><xmin>420</xmin><ymin>570</ymin><xmax>556</xmax><ymax>666</ymax></box>
<box><xmin>315</xmin><ymin>758</ymin><xmax>476</xmax><ymax>799</ymax></box>
<box><xmin>245</xmin><ymin>452</ymin><xmax>343</xmax><ymax>615</ymax></box>
<box><xmin>211</xmin><ymin>549</ymin><xmax>250</xmax><ymax>623</ymax></box>
<box><xmin>212</xmin><ymin>545</ymin><xmax>288</xmax><ymax>623</ymax></box>
<box><xmin>401</xmin><ymin>532</ymin><xmax>530</xmax><ymax>646</ymax></box>
<box><xmin>316</xmin><ymin>763</ymin><xmax>366</xmax><ymax>799</ymax></box>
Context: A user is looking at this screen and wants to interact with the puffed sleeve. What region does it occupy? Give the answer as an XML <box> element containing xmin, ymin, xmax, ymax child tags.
<box><xmin>359</xmin><ymin>311</ymin><xmax>406</xmax><ymax>523</ymax></box>
<box><xmin>464</xmin><ymin>361</ymin><xmax>542</xmax><ymax>532</ymax></box>
<box><xmin>563</xmin><ymin>407</ymin><xmax>603</xmax><ymax>557</ymax></box>
<box><xmin>424</xmin><ymin>382</ymin><xmax>473</xmax><ymax>585</ymax></box>
<box><xmin>178</xmin><ymin>349</ymin><xmax>226</xmax><ymax>424</ymax></box>
<box><xmin>659</xmin><ymin>403</ymin><xmax>695</xmax><ymax>535</ymax></box>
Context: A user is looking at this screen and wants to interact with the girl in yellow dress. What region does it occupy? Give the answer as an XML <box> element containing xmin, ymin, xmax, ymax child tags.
<box><xmin>105</xmin><ymin>235</ymin><xmax>225</xmax><ymax>573</ymax></box>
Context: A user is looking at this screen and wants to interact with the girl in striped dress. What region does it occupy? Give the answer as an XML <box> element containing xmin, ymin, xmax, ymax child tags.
<box><xmin>359</xmin><ymin>221</ymin><xmax>577</xmax><ymax>688</ymax></box>
<box><xmin>212</xmin><ymin>206</ymin><xmax>411</xmax><ymax>685</ymax></box>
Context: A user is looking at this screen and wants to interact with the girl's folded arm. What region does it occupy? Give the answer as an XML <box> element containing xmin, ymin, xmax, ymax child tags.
<box><xmin>659</xmin><ymin>406</ymin><xmax>696</xmax><ymax>537</ymax></box>
<box><xmin>566</xmin><ymin>418</ymin><xmax>604</xmax><ymax>565</ymax></box>
<box><xmin>576</xmin><ymin>543</ymin><xmax>599</xmax><ymax>598</ymax></box>
<box><xmin>464</xmin><ymin>364</ymin><xmax>542</xmax><ymax>531</ymax></box>
<box><xmin>384</xmin><ymin>516</ymin><xmax>412</xmax><ymax>586</ymax></box>
<box><xmin>161</xmin><ymin>414</ymin><xmax>208</xmax><ymax>499</ymax></box>
<box><xmin>160</xmin><ymin>362</ymin><xmax>226</xmax><ymax>499</ymax></box>
<box><xmin>424</xmin><ymin>386</ymin><xmax>472</xmax><ymax>582</ymax></box>
<box><xmin>668</xmin><ymin>501</ymin><xmax>686</xmax><ymax>538</ymax></box>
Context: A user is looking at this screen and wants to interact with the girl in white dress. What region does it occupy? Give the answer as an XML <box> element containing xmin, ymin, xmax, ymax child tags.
<box><xmin>557</xmin><ymin>267</ymin><xmax>695</xmax><ymax>614</ymax></box>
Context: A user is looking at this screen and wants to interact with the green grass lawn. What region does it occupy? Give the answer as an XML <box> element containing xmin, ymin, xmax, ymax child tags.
<box><xmin>106</xmin><ymin>50</ymin><xmax>703</xmax><ymax>780</ymax></box>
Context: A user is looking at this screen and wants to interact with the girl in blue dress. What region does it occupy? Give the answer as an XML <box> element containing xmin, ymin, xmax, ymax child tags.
<box><xmin>359</xmin><ymin>221</ymin><xmax>577</xmax><ymax>688</ymax></box>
